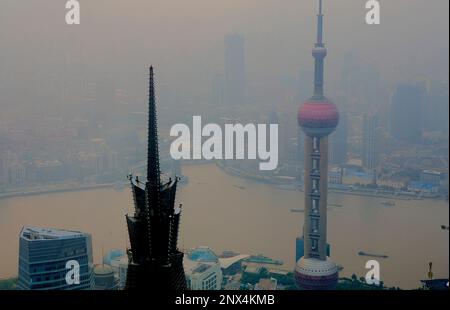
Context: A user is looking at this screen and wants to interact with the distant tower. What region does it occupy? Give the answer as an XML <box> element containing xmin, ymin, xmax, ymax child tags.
<box><xmin>330</xmin><ymin>112</ymin><xmax>348</xmax><ymax>165</ymax></box>
<box><xmin>125</xmin><ymin>67</ymin><xmax>187</xmax><ymax>290</ymax></box>
<box><xmin>390</xmin><ymin>83</ymin><xmax>423</xmax><ymax>144</ymax></box>
<box><xmin>295</xmin><ymin>0</ymin><xmax>339</xmax><ymax>290</ymax></box>
<box><xmin>362</xmin><ymin>113</ymin><xmax>378</xmax><ymax>171</ymax></box>
<box><xmin>424</xmin><ymin>81</ymin><xmax>449</xmax><ymax>133</ymax></box>
<box><xmin>224</xmin><ymin>33</ymin><xmax>246</xmax><ymax>106</ymax></box>
<box><xmin>210</xmin><ymin>73</ymin><xmax>224</xmax><ymax>105</ymax></box>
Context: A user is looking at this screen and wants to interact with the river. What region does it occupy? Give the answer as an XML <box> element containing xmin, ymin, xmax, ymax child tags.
<box><xmin>0</xmin><ymin>164</ymin><xmax>448</xmax><ymax>289</ymax></box>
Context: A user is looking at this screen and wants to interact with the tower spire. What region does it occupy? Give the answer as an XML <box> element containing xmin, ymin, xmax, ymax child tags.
<box><xmin>295</xmin><ymin>0</ymin><xmax>339</xmax><ymax>290</ymax></box>
<box><xmin>125</xmin><ymin>67</ymin><xmax>187</xmax><ymax>290</ymax></box>
<box><xmin>313</xmin><ymin>0</ymin><xmax>327</xmax><ymax>99</ymax></box>
<box><xmin>316</xmin><ymin>0</ymin><xmax>324</xmax><ymax>46</ymax></box>
<box><xmin>147</xmin><ymin>66</ymin><xmax>161</xmax><ymax>186</ymax></box>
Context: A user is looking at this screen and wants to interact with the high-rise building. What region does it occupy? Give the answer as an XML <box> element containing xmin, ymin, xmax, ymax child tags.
<box><xmin>295</xmin><ymin>0</ymin><xmax>339</xmax><ymax>290</ymax></box>
<box><xmin>7</xmin><ymin>162</ymin><xmax>26</xmax><ymax>187</ymax></box>
<box><xmin>424</xmin><ymin>81</ymin><xmax>449</xmax><ymax>133</ymax></box>
<box><xmin>102</xmin><ymin>249</ymin><xmax>128</xmax><ymax>290</ymax></box>
<box><xmin>124</xmin><ymin>67</ymin><xmax>187</xmax><ymax>290</ymax></box>
<box><xmin>390</xmin><ymin>83</ymin><xmax>423</xmax><ymax>144</ymax></box>
<box><xmin>17</xmin><ymin>226</ymin><xmax>94</xmax><ymax>290</ymax></box>
<box><xmin>210</xmin><ymin>73</ymin><xmax>224</xmax><ymax>106</ymax></box>
<box><xmin>224</xmin><ymin>33</ymin><xmax>246</xmax><ymax>106</ymax></box>
<box><xmin>330</xmin><ymin>112</ymin><xmax>348</xmax><ymax>165</ymax></box>
<box><xmin>362</xmin><ymin>113</ymin><xmax>379</xmax><ymax>171</ymax></box>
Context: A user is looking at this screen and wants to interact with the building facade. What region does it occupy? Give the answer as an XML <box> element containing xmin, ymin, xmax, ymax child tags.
<box><xmin>330</xmin><ymin>112</ymin><xmax>348</xmax><ymax>165</ymax></box>
<box><xmin>362</xmin><ymin>113</ymin><xmax>379</xmax><ymax>171</ymax></box>
<box><xmin>184</xmin><ymin>247</ymin><xmax>223</xmax><ymax>290</ymax></box>
<box><xmin>93</xmin><ymin>265</ymin><xmax>119</xmax><ymax>290</ymax></box>
<box><xmin>17</xmin><ymin>226</ymin><xmax>94</xmax><ymax>290</ymax></box>
<box><xmin>390</xmin><ymin>83</ymin><xmax>423</xmax><ymax>144</ymax></box>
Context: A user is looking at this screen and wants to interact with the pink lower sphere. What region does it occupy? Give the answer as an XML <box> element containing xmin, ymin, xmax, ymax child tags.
<box><xmin>298</xmin><ymin>100</ymin><xmax>339</xmax><ymax>136</ymax></box>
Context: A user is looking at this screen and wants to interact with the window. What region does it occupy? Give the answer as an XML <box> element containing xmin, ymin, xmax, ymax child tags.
<box><xmin>311</xmin><ymin>218</ymin><xmax>319</xmax><ymax>234</ymax></box>
<box><xmin>312</xmin><ymin>158</ymin><xmax>319</xmax><ymax>170</ymax></box>
<box><xmin>313</xmin><ymin>137</ymin><xmax>320</xmax><ymax>152</ymax></box>
<box><xmin>311</xmin><ymin>238</ymin><xmax>318</xmax><ymax>252</ymax></box>
<box><xmin>312</xmin><ymin>199</ymin><xmax>319</xmax><ymax>214</ymax></box>
<box><xmin>313</xmin><ymin>179</ymin><xmax>319</xmax><ymax>191</ymax></box>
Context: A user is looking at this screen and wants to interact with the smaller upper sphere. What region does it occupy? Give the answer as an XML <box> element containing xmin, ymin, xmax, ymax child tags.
<box><xmin>298</xmin><ymin>99</ymin><xmax>339</xmax><ymax>137</ymax></box>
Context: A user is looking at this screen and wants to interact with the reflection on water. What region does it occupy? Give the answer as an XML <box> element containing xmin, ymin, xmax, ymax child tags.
<box><xmin>0</xmin><ymin>164</ymin><xmax>448</xmax><ymax>289</ymax></box>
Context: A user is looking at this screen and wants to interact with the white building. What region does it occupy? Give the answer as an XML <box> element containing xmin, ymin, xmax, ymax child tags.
<box><xmin>328</xmin><ymin>167</ymin><xmax>343</xmax><ymax>184</ymax></box>
<box><xmin>184</xmin><ymin>247</ymin><xmax>223</xmax><ymax>290</ymax></box>
<box><xmin>420</xmin><ymin>170</ymin><xmax>444</xmax><ymax>185</ymax></box>
<box><xmin>103</xmin><ymin>249</ymin><xmax>128</xmax><ymax>290</ymax></box>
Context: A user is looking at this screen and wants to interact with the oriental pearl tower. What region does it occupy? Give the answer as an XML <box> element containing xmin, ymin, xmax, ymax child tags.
<box><xmin>295</xmin><ymin>0</ymin><xmax>339</xmax><ymax>290</ymax></box>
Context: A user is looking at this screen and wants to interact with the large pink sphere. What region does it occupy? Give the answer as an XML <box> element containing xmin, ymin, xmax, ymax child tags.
<box><xmin>295</xmin><ymin>257</ymin><xmax>339</xmax><ymax>290</ymax></box>
<box><xmin>298</xmin><ymin>100</ymin><xmax>339</xmax><ymax>137</ymax></box>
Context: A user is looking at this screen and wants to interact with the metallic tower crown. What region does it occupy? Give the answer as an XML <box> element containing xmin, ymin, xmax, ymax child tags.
<box><xmin>125</xmin><ymin>67</ymin><xmax>187</xmax><ymax>290</ymax></box>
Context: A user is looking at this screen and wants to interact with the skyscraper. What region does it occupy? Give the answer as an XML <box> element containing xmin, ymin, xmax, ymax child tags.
<box><xmin>17</xmin><ymin>226</ymin><xmax>94</xmax><ymax>290</ymax></box>
<box><xmin>390</xmin><ymin>83</ymin><xmax>423</xmax><ymax>144</ymax></box>
<box><xmin>362</xmin><ymin>113</ymin><xmax>379</xmax><ymax>171</ymax></box>
<box><xmin>210</xmin><ymin>73</ymin><xmax>224</xmax><ymax>106</ymax></box>
<box><xmin>224</xmin><ymin>33</ymin><xmax>246</xmax><ymax>106</ymax></box>
<box><xmin>125</xmin><ymin>67</ymin><xmax>187</xmax><ymax>290</ymax></box>
<box><xmin>295</xmin><ymin>0</ymin><xmax>339</xmax><ymax>290</ymax></box>
<box><xmin>424</xmin><ymin>81</ymin><xmax>449</xmax><ymax>133</ymax></box>
<box><xmin>330</xmin><ymin>112</ymin><xmax>348</xmax><ymax>165</ymax></box>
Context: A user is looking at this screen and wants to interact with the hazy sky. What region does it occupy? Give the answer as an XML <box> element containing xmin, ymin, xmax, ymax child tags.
<box><xmin>0</xmin><ymin>0</ymin><xmax>448</xmax><ymax>113</ymax></box>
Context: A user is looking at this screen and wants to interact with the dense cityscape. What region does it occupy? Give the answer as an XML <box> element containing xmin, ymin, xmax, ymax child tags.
<box><xmin>0</xmin><ymin>0</ymin><xmax>448</xmax><ymax>296</ymax></box>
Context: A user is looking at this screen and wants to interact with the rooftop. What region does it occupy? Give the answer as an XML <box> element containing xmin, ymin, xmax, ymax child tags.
<box><xmin>219</xmin><ymin>254</ymin><xmax>250</xmax><ymax>269</ymax></box>
<box><xmin>94</xmin><ymin>264</ymin><xmax>115</xmax><ymax>276</ymax></box>
<box><xmin>187</xmin><ymin>246</ymin><xmax>218</xmax><ymax>263</ymax></box>
<box><xmin>192</xmin><ymin>263</ymin><xmax>213</xmax><ymax>274</ymax></box>
<box><xmin>184</xmin><ymin>247</ymin><xmax>221</xmax><ymax>275</ymax></box>
<box><xmin>244</xmin><ymin>264</ymin><xmax>262</xmax><ymax>274</ymax></box>
<box><xmin>421</xmin><ymin>170</ymin><xmax>444</xmax><ymax>175</ymax></box>
<box><xmin>20</xmin><ymin>226</ymin><xmax>88</xmax><ymax>241</ymax></box>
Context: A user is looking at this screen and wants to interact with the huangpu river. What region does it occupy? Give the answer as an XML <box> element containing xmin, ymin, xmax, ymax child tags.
<box><xmin>0</xmin><ymin>164</ymin><xmax>448</xmax><ymax>289</ymax></box>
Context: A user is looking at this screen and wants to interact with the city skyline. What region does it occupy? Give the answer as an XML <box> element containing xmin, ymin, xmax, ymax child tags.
<box><xmin>0</xmin><ymin>0</ymin><xmax>448</xmax><ymax>295</ymax></box>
